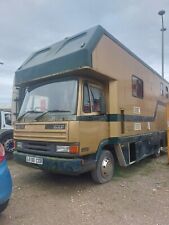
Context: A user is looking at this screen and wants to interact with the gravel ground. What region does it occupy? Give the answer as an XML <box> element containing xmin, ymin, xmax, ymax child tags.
<box><xmin>0</xmin><ymin>154</ymin><xmax>169</xmax><ymax>225</ymax></box>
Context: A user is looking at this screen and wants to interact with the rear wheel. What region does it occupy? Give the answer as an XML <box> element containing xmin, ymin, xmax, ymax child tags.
<box><xmin>91</xmin><ymin>150</ymin><xmax>114</xmax><ymax>184</ymax></box>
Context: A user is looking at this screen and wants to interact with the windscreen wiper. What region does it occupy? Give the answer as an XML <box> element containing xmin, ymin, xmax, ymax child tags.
<box><xmin>17</xmin><ymin>110</ymin><xmax>42</xmax><ymax>121</ymax></box>
<box><xmin>35</xmin><ymin>110</ymin><xmax>71</xmax><ymax>121</ymax></box>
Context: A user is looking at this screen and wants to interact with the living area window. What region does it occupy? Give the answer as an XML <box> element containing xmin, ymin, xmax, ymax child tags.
<box><xmin>166</xmin><ymin>86</ymin><xmax>168</xmax><ymax>98</ymax></box>
<box><xmin>160</xmin><ymin>83</ymin><xmax>164</xmax><ymax>96</ymax></box>
<box><xmin>132</xmin><ymin>75</ymin><xmax>144</xmax><ymax>99</ymax></box>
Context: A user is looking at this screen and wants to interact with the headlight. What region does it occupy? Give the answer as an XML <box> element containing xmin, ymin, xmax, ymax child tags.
<box><xmin>56</xmin><ymin>146</ymin><xmax>70</xmax><ymax>153</ymax></box>
<box><xmin>56</xmin><ymin>145</ymin><xmax>79</xmax><ymax>154</ymax></box>
<box><xmin>16</xmin><ymin>142</ymin><xmax>22</xmax><ymax>148</ymax></box>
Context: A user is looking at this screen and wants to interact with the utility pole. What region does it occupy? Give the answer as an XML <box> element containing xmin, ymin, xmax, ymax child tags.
<box><xmin>158</xmin><ymin>10</ymin><xmax>166</xmax><ymax>78</ymax></box>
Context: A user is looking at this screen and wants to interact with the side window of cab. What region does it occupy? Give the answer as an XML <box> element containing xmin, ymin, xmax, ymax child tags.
<box><xmin>83</xmin><ymin>83</ymin><xmax>91</xmax><ymax>113</ymax></box>
<box><xmin>83</xmin><ymin>82</ymin><xmax>105</xmax><ymax>114</ymax></box>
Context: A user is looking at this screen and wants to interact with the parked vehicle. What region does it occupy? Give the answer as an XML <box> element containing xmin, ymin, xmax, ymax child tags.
<box><xmin>0</xmin><ymin>143</ymin><xmax>12</xmax><ymax>213</ymax></box>
<box><xmin>0</xmin><ymin>110</ymin><xmax>14</xmax><ymax>156</ymax></box>
<box><xmin>13</xmin><ymin>25</ymin><xmax>168</xmax><ymax>183</ymax></box>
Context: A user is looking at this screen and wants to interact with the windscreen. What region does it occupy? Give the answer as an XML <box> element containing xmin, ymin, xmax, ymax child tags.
<box><xmin>19</xmin><ymin>80</ymin><xmax>78</xmax><ymax>117</ymax></box>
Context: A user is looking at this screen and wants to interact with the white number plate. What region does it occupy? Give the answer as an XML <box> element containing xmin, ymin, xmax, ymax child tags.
<box><xmin>26</xmin><ymin>156</ymin><xmax>43</xmax><ymax>165</ymax></box>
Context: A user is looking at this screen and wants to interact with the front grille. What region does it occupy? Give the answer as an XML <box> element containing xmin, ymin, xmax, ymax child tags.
<box><xmin>23</xmin><ymin>141</ymin><xmax>53</xmax><ymax>152</ymax></box>
<box><xmin>17</xmin><ymin>141</ymin><xmax>79</xmax><ymax>158</ymax></box>
<box><xmin>18</xmin><ymin>141</ymin><xmax>56</xmax><ymax>156</ymax></box>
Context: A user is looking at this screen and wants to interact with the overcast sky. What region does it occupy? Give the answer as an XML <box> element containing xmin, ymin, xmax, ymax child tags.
<box><xmin>0</xmin><ymin>0</ymin><xmax>169</xmax><ymax>107</ymax></box>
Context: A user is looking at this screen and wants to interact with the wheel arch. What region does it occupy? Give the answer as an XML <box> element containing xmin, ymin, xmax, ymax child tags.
<box><xmin>96</xmin><ymin>139</ymin><xmax>119</xmax><ymax>165</ymax></box>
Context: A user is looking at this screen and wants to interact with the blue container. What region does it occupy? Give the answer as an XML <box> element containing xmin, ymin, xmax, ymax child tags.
<box><xmin>0</xmin><ymin>159</ymin><xmax>12</xmax><ymax>213</ymax></box>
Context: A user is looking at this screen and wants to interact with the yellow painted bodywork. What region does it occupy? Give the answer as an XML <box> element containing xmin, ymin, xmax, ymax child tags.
<box><xmin>92</xmin><ymin>35</ymin><xmax>168</xmax><ymax>136</ymax></box>
<box><xmin>14</xmin><ymin>122</ymin><xmax>69</xmax><ymax>142</ymax></box>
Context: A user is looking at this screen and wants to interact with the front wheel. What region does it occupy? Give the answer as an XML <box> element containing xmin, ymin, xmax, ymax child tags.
<box><xmin>91</xmin><ymin>150</ymin><xmax>114</xmax><ymax>184</ymax></box>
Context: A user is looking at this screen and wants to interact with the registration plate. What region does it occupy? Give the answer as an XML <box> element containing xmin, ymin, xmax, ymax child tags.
<box><xmin>26</xmin><ymin>156</ymin><xmax>43</xmax><ymax>165</ymax></box>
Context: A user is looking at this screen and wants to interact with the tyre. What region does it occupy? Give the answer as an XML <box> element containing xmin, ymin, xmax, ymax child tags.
<box><xmin>91</xmin><ymin>150</ymin><xmax>114</xmax><ymax>184</ymax></box>
<box><xmin>0</xmin><ymin>200</ymin><xmax>9</xmax><ymax>213</ymax></box>
<box><xmin>1</xmin><ymin>135</ymin><xmax>14</xmax><ymax>159</ymax></box>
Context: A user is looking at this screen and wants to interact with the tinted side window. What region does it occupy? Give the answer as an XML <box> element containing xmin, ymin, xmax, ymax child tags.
<box><xmin>160</xmin><ymin>83</ymin><xmax>164</xmax><ymax>96</ymax></box>
<box><xmin>90</xmin><ymin>86</ymin><xmax>104</xmax><ymax>112</ymax></box>
<box><xmin>132</xmin><ymin>75</ymin><xmax>143</xmax><ymax>99</ymax></box>
<box><xmin>166</xmin><ymin>86</ymin><xmax>168</xmax><ymax>98</ymax></box>
<box><xmin>83</xmin><ymin>84</ymin><xmax>91</xmax><ymax>113</ymax></box>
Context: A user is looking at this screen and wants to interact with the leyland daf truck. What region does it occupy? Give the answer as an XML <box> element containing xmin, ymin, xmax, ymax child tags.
<box><xmin>13</xmin><ymin>25</ymin><xmax>167</xmax><ymax>183</ymax></box>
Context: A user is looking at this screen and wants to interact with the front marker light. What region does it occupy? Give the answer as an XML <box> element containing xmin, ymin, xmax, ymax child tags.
<box><xmin>69</xmin><ymin>145</ymin><xmax>79</xmax><ymax>154</ymax></box>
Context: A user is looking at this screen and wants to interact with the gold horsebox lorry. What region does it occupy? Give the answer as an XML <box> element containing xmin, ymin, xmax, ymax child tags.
<box><xmin>13</xmin><ymin>25</ymin><xmax>168</xmax><ymax>183</ymax></box>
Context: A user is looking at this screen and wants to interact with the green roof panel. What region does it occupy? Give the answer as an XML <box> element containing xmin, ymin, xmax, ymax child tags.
<box><xmin>15</xmin><ymin>25</ymin><xmax>166</xmax><ymax>85</ymax></box>
<box><xmin>15</xmin><ymin>25</ymin><xmax>103</xmax><ymax>85</ymax></box>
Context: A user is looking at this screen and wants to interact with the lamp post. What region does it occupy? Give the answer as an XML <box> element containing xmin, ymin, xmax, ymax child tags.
<box><xmin>158</xmin><ymin>10</ymin><xmax>166</xmax><ymax>78</ymax></box>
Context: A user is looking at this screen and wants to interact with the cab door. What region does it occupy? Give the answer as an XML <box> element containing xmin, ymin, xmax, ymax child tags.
<box><xmin>79</xmin><ymin>80</ymin><xmax>109</xmax><ymax>156</ymax></box>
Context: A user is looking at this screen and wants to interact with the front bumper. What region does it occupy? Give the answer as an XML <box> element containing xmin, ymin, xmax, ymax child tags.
<box><xmin>14</xmin><ymin>151</ymin><xmax>96</xmax><ymax>175</ymax></box>
<box><xmin>0</xmin><ymin>160</ymin><xmax>12</xmax><ymax>204</ymax></box>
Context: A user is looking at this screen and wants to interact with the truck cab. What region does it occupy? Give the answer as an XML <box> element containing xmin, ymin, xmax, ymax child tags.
<box><xmin>14</xmin><ymin>75</ymin><xmax>109</xmax><ymax>181</ymax></box>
